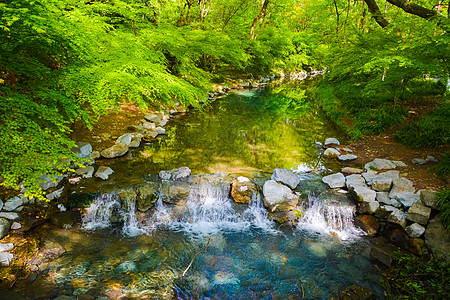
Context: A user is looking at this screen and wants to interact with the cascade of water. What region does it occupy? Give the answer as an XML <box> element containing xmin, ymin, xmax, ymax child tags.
<box><xmin>122</xmin><ymin>199</ymin><xmax>147</xmax><ymax>237</ymax></box>
<box><xmin>298</xmin><ymin>194</ymin><xmax>363</xmax><ymax>240</ymax></box>
<box><xmin>242</xmin><ymin>192</ymin><xmax>275</xmax><ymax>232</ymax></box>
<box><xmin>82</xmin><ymin>193</ymin><xmax>121</xmax><ymax>230</ymax></box>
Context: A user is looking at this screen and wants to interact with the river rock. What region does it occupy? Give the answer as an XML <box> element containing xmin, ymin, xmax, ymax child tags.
<box><xmin>39</xmin><ymin>174</ymin><xmax>64</xmax><ymax>191</ymax></box>
<box><xmin>352</xmin><ymin>185</ymin><xmax>376</xmax><ymax>203</ymax></box>
<box><xmin>358</xmin><ymin>200</ymin><xmax>379</xmax><ymax>214</ymax></box>
<box><xmin>3</xmin><ymin>196</ymin><xmax>23</xmax><ymax>211</ymax></box>
<box><xmin>387</xmin><ymin>208</ymin><xmax>407</xmax><ymax>228</ymax></box>
<box><xmin>101</xmin><ymin>142</ymin><xmax>129</xmax><ymax>158</ymax></box>
<box><xmin>407</xmin><ymin>202</ymin><xmax>431</xmax><ymax>225</ymax></box>
<box><xmin>75</xmin><ymin>166</ymin><xmax>95</xmax><ymax>178</ymax></box>
<box><xmin>426</xmin><ymin>155</ymin><xmax>438</xmax><ymax>162</ymax></box>
<box><xmin>354</xmin><ymin>215</ymin><xmax>379</xmax><ymax>235</ymax></box>
<box><xmin>11</xmin><ymin>222</ymin><xmax>21</xmax><ymax>230</ymax></box>
<box><xmin>46</xmin><ymin>187</ymin><xmax>65</xmax><ymax>201</ymax></box>
<box><xmin>389</xmin><ymin>178</ymin><xmax>415</xmax><ymax>198</ymax></box>
<box><xmin>271</xmin><ymin>169</ymin><xmax>300</xmax><ymax>189</ymax></box>
<box><xmin>395</xmin><ymin>192</ymin><xmax>420</xmax><ymax>207</ymax></box>
<box><xmin>262</xmin><ymin>180</ymin><xmax>299</xmax><ymax>212</ymax></box>
<box><xmin>143</xmin><ymin>130</ymin><xmax>159</xmax><ymax>140</ymax></box>
<box><xmin>231</xmin><ymin>179</ymin><xmax>256</xmax><ymax>204</ymax></box>
<box><xmin>159</xmin><ymin>167</ymin><xmax>191</xmax><ymax>181</ymax></box>
<box><xmin>337</xmin><ymin>154</ymin><xmax>357</xmax><ymax>162</ymax></box>
<box><xmin>341</xmin><ymin>167</ymin><xmax>363</xmax><ymax>175</ymax></box>
<box><xmin>154</xmin><ymin>127</ymin><xmax>166</xmax><ymax>135</ymax></box>
<box><xmin>323</xmin><ymin>148</ymin><xmax>340</xmax><ymax>158</ymax></box>
<box><xmin>137</xmin><ymin>182</ymin><xmax>158</xmax><ymax>211</ymax></box>
<box><xmin>364</xmin><ymin>158</ymin><xmax>397</xmax><ymax>171</ymax></box>
<box><xmin>376</xmin><ymin>192</ymin><xmax>401</xmax><ymax>208</ymax></box>
<box><xmin>324</xmin><ymin>138</ymin><xmax>340</xmax><ymax>146</ymax></box>
<box><xmin>362</xmin><ymin>170</ymin><xmax>377</xmax><ymax>185</ymax></box>
<box><xmin>129</xmin><ymin>132</ymin><xmax>143</xmax><ymax>148</ymax></box>
<box><xmin>412</xmin><ymin>158</ymin><xmax>427</xmax><ymax>165</ymax></box>
<box><xmin>159</xmin><ymin>181</ymin><xmax>191</xmax><ymax>204</ymax></box>
<box><xmin>0</xmin><ymin>212</ymin><xmax>22</xmax><ymax>221</ymax></box>
<box><xmin>424</xmin><ymin>218</ymin><xmax>450</xmax><ymax>261</ymax></box>
<box><xmin>406</xmin><ymin>223</ymin><xmax>425</xmax><ymax>238</ymax></box>
<box><xmin>322</xmin><ymin>173</ymin><xmax>345</xmax><ymax>189</ymax></box>
<box><xmin>314</xmin><ymin>142</ymin><xmax>323</xmax><ymax>147</ymax></box>
<box><xmin>371</xmin><ymin>175</ymin><xmax>393</xmax><ymax>192</ymax></box>
<box><xmin>116</xmin><ymin>133</ymin><xmax>133</xmax><ymax>146</ymax></box>
<box><xmin>0</xmin><ymin>218</ymin><xmax>11</xmax><ymax>239</ymax></box>
<box><xmin>387</xmin><ymin>228</ymin><xmax>422</xmax><ymax>256</ymax></box>
<box><xmin>419</xmin><ymin>189</ymin><xmax>437</xmax><ymax>209</ymax></box>
<box><xmin>116</xmin><ymin>260</ymin><xmax>138</xmax><ymax>273</ymax></box>
<box><xmin>0</xmin><ymin>243</ymin><xmax>13</xmax><ymax>252</ymax></box>
<box><xmin>0</xmin><ymin>252</ymin><xmax>13</xmax><ymax>266</ymax></box>
<box><xmin>345</xmin><ymin>174</ymin><xmax>366</xmax><ymax>190</ymax></box>
<box><xmin>95</xmin><ymin>166</ymin><xmax>114</xmax><ymax>180</ymax></box>
<box><xmin>73</xmin><ymin>142</ymin><xmax>92</xmax><ymax>158</ymax></box>
<box><xmin>392</xmin><ymin>160</ymin><xmax>407</xmax><ymax>167</ymax></box>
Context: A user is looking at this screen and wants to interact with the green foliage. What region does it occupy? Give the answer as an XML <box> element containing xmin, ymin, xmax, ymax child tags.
<box><xmin>437</xmin><ymin>189</ymin><xmax>450</xmax><ymax>229</ymax></box>
<box><xmin>394</xmin><ymin>102</ymin><xmax>450</xmax><ymax>148</ymax></box>
<box><xmin>382</xmin><ymin>251</ymin><xmax>450</xmax><ymax>299</ymax></box>
<box><xmin>433</xmin><ymin>154</ymin><xmax>450</xmax><ymax>176</ymax></box>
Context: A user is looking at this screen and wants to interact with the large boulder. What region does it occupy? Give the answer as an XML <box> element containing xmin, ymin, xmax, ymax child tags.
<box><xmin>407</xmin><ymin>202</ymin><xmax>431</xmax><ymax>225</ymax></box>
<box><xmin>137</xmin><ymin>182</ymin><xmax>159</xmax><ymax>211</ymax></box>
<box><xmin>364</xmin><ymin>158</ymin><xmax>397</xmax><ymax>171</ymax></box>
<box><xmin>271</xmin><ymin>169</ymin><xmax>300</xmax><ymax>189</ymax></box>
<box><xmin>389</xmin><ymin>178</ymin><xmax>415</xmax><ymax>198</ymax></box>
<box><xmin>100</xmin><ymin>142</ymin><xmax>129</xmax><ymax>158</ymax></box>
<box><xmin>231</xmin><ymin>177</ymin><xmax>257</xmax><ymax>204</ymax></box>
<box><xmin>39</xmin><ymin>174</ymin><xmax>64</xmax><ymax>191</ymax></box>
<box><xmin>159</xmin><ymin>167</ymin><xmax>191</xmax><ymax>181</ymax></box>
<box><xmin>419</xmin><ymin>189</ymin><xmax>438</xmax><ymax>209</ymax></box>
<box><xmin>322</xmin><ymin>173</ymin><xmax>345</xmax><ymax>189</ymax></box>
<box><xmin>262</xmin><ymin>180</ymin><xmax>299</xmax><ymax>212</ymax></box>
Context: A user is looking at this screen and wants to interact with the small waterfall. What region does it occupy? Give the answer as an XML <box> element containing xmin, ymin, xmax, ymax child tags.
<box><xmin>298</xmin><ymin>194</ymin><xmax>362</xmax><ymax>240</ymax></box>
<box><xmin>122</xmin><ymin>199</ymin><xmax>147</xmax><ymax>237</ymax></box>
<box><xmin>243</xmin><ymin>193</ymin><xmax>274</xmax><ymax>232</ymax></box>
<box><xmin>82</xmin><ymin>193</ymin><xmax>121</xmax><ymax>230</ymax></box>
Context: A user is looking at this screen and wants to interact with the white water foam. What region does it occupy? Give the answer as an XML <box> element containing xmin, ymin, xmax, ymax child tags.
<box><xmin>297</xmin><ymin>194</ymin><xmax>363</xmax><ymax>241</ymax></box>
<box><xmin>82</xmin><ymin>193</ymin><xmax>121</xmax><ymax>230</ymax></box>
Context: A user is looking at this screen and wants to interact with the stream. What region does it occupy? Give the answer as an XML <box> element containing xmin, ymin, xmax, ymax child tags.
<box><xmin>16</xmin><ymin>81</ymin><xmax>385</xmax><ymax>299</ymax></box>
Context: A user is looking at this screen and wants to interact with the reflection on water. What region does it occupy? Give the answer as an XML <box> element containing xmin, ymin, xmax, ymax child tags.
<box><xmin>89</xmin><ymin>81</ymin><xmax>344</xmax><ymax>189</ymax></box>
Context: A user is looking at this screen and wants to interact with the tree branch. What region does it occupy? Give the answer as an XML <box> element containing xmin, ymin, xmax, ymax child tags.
<box><xmin>386</xmin><ymin>0</ymin><xmax>437</xmax><ymax>19</ymax></box>
<box><xmin>364</xmin><ymin>0</ymin><xmax>390</xmax><ymax>28</ymax></box>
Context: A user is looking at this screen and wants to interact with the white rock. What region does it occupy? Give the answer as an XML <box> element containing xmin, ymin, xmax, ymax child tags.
<box><xmin>323</xmin><ymin>148</ymin><xmax>340</xmax><ymax>158</ymax></box>
<box><xmin>406</xmin><ymin>223</ymin><xmax>426</xmax><ymax>238</ymax></box>
<box><xmin>95</xmin><ymin>166</ymin><xmax>114</xmax><ymax>180</ymax></box>
<box><xmin>271</xmin><ymin>169</ymin><xmax>300</xmax><ymax>189</ymax></box>
<box><xmin>324</xmin><ymin>138</ymin><xmax>340</xmax><ymax>146</ymax></box>
<box><xmin>0</xmin><ymin>243</ymin><xmax>14</xmax><ymax>252</ymax></box>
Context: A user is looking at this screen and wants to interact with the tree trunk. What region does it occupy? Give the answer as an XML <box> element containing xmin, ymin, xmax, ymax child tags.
<box><xmin>250</xmin><ymin>0</ymin><xmax>270</xmax><ymax>40</ymax></box>
<box><xmin>363</xmin><ymin>0</ymin><xmax>389</xmax><ymax>28</ymax></box>
<box><xmin>386</xmin><ymin>0</ymin><xmax>437</xmax><ymax>19</ymax></box>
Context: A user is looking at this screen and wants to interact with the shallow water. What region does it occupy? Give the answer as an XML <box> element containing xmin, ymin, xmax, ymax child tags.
<box><xmin>22</xmin><ymin>81</ymin><xmax>385</xmax><ymax>299</ymax></box>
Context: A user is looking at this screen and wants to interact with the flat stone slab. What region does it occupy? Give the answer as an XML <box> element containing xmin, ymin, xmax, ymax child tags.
<box><xmin>0</xmin><ymin>243</ymin><xmax>14</xmax><ymax>252</ymax></box>
<box><xmin>424</xmin><ymin>218</ymin><xmax>450</xmax><ymax>261</ymax></box>
<box><xmin>396</xmin><ymin>192</ymin><xmax>420</xmax><ymax>207</ymax></box>
<box><xmin>372</xmin><ymin>175</ymin><xmax>393</xmax><ymax>192</ymax></box>
<box><xmin>338</xmin><ymin>154</ymin><xmax>358</xmax><ymax>162</ymax></box>
<box><xmin>322</xmin><ymin>173</ymin><xmax>345</xmax><ymax>189</ymax></box>
<box><xmin>0</xmin><ymin>212</ymin><xmax>22</xmax><ymax>221</ymax></box>
<box><xmin>271</xmin><ymin>169</ymin><xmax>300</xmax><ymax>189</ymax></box>
<box><xmin>352</xmin><ymin>185</ymin><xmax>376</xmax><ymax>203</ymax></box>
<box><xmin>346</xmin><ymin>174</ymin><xmax>367</xmax><ymax>190</ymax></box>
<box><xmin>342</xmin><ymin>167</ymin><xmax>363</xmax><ymax>174</ymax></box>
<box><xmin>365</xmin><ymin>158</ymin><xmax>397</xmax><ymax>171</ymax></box>
<box><xmin>362</xmin><ymin>171</ymin><xmax>377</xmax><ymax>185</ymax></box>
<box><xmin>3</xmin><ymin>196</ymin><xmax>23</xmax><ymax>211</ymax></box>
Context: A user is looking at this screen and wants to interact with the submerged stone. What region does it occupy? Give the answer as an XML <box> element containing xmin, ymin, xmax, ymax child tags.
<box><xmin>159</xmin><ymin>167</ymin><xmax>191</xmax><ymax>181</ymax></box>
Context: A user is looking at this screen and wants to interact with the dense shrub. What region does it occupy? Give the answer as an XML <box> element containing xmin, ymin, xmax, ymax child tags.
<box><xmin>437</xmin><ymin>189</ymin><xmax>450</xmax><ymax>230</ymax></box>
